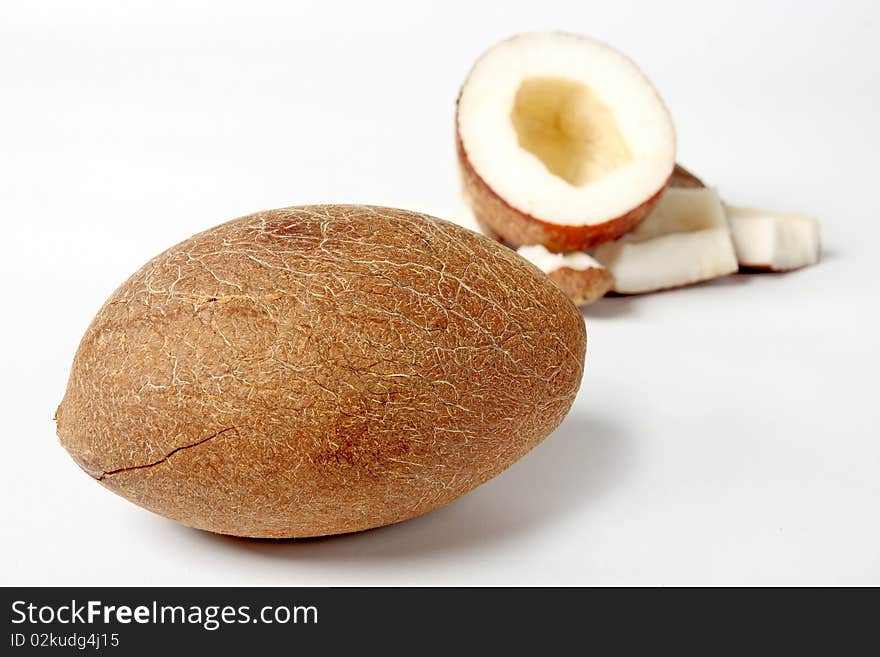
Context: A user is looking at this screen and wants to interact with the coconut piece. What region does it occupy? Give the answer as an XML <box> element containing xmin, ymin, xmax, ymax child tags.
<box><xmin>456</xmin><ymin>31</ymin><xmax>676</xmax><ymax>252</ymax></box>
<box><xmin>517</xmin><ymin>245</ymin><xmax>614</xmax><ymax>307</ymax></box>
<box><xmin>669</xmin><ymin>163</ymin><xmax>705</xmax><ymax>189</ymax></box>
<box><xmin>450</xmin><ymin>205</ymin><xmax>612</xmax><ymax>306</ymax></box>
<box><xmin>593</xmin><ymin>187</ymin><xmax>738</xmax><ymax>293</ymax></box>
<box><xmin>726</xmin><ymin>206</ymin><xmax>821</xmax><ymax>271</ymax></box>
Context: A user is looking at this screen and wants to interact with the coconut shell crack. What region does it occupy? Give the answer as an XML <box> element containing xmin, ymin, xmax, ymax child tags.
<box><xmin>95</xmin><ymin>427</ymin><xmax>237</xmax><ymax>481</ymax></box>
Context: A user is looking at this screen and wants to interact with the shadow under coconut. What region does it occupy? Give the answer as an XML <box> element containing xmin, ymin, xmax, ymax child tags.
<box><xmin>583</xmin><ymin>295</ymin><xmax>639</xmax><ymax>319</ymax></box>
<box><xmin>584</xmin><ymin>270</ymin><xmax>757</xmax><ymax>318</ymax></box>
<box><xmin>184</xmin><ymin>411</ymin><xmax>632</xmax><ymax>564</ymax></box>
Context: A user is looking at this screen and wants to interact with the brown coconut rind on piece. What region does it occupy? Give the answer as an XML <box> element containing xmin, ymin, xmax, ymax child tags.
<box><xmin>55</xmin><ymin>205</ymin><xmax>587</xmax><ymax>539</ymax></box>
<box><xmin>547</xmin><ymin>266</ymin><xmax>615</xmax><ymax>307</ymax></box>
<box><xmin>669</xmin><ymin>163</ymin><xmax>705</xmax><ymax>189</ymax></box>
<box><xmin>457</xmin><ymin>134</ymin><xmax>668</xmax><ymax>252</ymax></box>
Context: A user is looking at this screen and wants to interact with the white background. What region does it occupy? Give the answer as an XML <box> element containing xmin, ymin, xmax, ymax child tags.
<box><xmin>2</xmin><ymin>0</ymin><xmax>878</xmax><ymax>586</ymax></box>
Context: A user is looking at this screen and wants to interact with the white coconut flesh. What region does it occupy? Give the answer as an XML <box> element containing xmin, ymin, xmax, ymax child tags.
<box><xmin>517</xmin><ymin>244</ymin><xmax>605</xmax><ymax>274</ymax></box>
<box><xmin>593</xmin><ymin>187</ymin><xmax>738</xmax><ymax>293</ymax></box>
<box><xmin>458</xmin><ymin>31</ymin><xmax>676</xmax><ymax>226</ymax></box>
<box><xmin>726</xmin><ymin>205</ymin><xmax>821</xmax><ymax>271</ymax></box>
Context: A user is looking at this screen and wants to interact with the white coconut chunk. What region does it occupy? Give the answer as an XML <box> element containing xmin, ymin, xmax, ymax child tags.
<box><xmin>516</xmin><ymin>245</ymin><xmax>604</xmax><ymax>274</ymax></box>
<box><xmin>726</xmin><ymin>206</ymin><xmax>821</xmax><ymax>271</ymax></box>
<box><xmin>593</xmin><ymin>187</ymin><xmax>738</xmax><ymax>293</ymax></box>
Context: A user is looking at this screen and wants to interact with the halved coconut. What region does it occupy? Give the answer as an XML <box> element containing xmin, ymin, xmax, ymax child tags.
<box><xmin>726</xmin><ymin>206</ymin><xmax>821</xmax><ymax>271</ymax></box>
<box><xmin>456</xmin><ymin>31</ymin><xmax>677</xmax><ymax>253</ymax></box>
<box><xmin>517</xmin><ymin>245</ymin><xmax>614</xmax><ymax>307</ymax></box>
<box><xmin>593</xmin><ymin>187</ymin><xmax>738</xmax><ymax>293</ymax></box>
